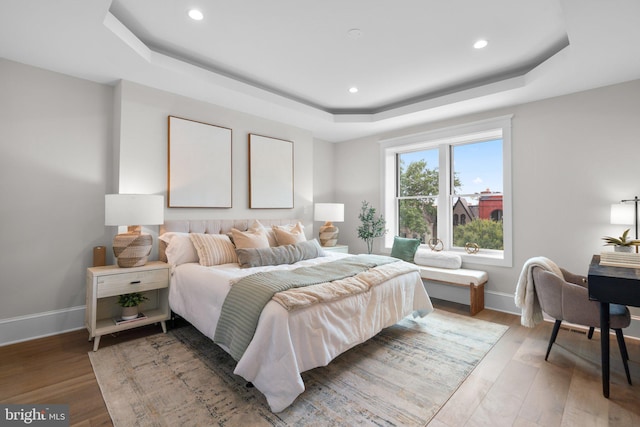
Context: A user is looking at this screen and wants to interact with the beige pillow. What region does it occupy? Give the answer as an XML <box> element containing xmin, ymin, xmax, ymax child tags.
<box><xmin>272</xmin><ymin>222</ymin><xmax>307</xmax><ymax>246</ymax></box>
<box><xmin>230</xmin><ymin>227</ymin><xmax>270</xmax><ymax>249</ymax></box>
<box><xmin>189</xmin><ymin>233</ymin><xmax>238</xmax><ymax>266</ymax></box>
<box><xmin>249</xmin><ymin>220</ymin><xmax>278</xmax><ymax>247</ymax></box>
<box><xmin>159</xmin><ymin>232</ymin><xmax>199</xmax><ymax>265</ymax></box>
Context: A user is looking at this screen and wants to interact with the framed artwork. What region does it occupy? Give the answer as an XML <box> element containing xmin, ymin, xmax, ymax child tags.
<box><xmin>249</xmin><ymin>134</ymin><xmax>294</xmax><ymax>209</ymax></box>
<box><xmin>168</xmin><ymin>116</ymin><xmax>232</xmax><ymax>208</ymax></box>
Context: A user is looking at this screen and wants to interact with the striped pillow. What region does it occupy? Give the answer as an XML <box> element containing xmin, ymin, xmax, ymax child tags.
<box><xmin>189</xmin><ymin>233</ymin><xmax>238</xmax><ymax>266</ymax></box>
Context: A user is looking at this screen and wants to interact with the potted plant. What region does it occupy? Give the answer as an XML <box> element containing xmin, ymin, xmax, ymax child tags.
<box><xmin>602</xmin><ymin>229</ymin><xmax>640</xmax><ymax>253</ymax></box>
<box><xmin>357</xmin><ymin>200</ymin><xmax>387</xmax><ymax>254</ymax></box>
<box><xmin>117</xmin><ymin>292</ymin><xmax>148</xmax><ymax>320</ymax></box>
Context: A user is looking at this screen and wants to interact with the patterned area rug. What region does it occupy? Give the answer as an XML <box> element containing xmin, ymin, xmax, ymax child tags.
<box><xmin>89</xmin><ymin>310</ymin><xmax>508</xmax><ymax>426</ymax></box>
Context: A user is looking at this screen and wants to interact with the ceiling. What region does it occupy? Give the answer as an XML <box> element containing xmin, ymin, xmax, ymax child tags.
<box><xmin>1</xmin><ymin>0</ymin><xmax>639</xmax><ymax>142</ymax></box>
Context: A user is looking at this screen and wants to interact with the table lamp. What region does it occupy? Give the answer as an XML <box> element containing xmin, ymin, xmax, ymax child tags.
<box><xmin>611</xmin><ymin>197</ymin><xmax>639</xmax><ymax>239</ymax></box>
<box><xmin>314</xmin><ymin>203</ymin><xmax>344</xmax><ymax>247</ymax></box>
<box><xmin>105</xmin><ymin>194</ymin><xmax>164</xmax><ymax>267</ymax></box>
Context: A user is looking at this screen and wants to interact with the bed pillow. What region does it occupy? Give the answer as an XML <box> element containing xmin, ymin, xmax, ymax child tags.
<box><xmin>189</xmin><ymin>233</ymin><xmax>238</xmax><ymax>266</ymax></box>
<box><xmin>390</xmin><ymin>236</ymin><xmax>421</xmax><ymax>262</ymax></box>
<box><xmin>230</xmin><ymin>227</ymin><xmax>270</xmax><ymax>249</ymax></box>
<box><xmin>236</xmin><ymin>239</ymin><xmax>324</xmax><ymax>268</ymax></box>
<box><xmin>413</xmin><ymin>248</ymin><xmax>462</xmax><ymax>269</ymax></box>
<box><xmin>159</xmin><ymin>232</ymin><xmax>199</xmax><ymax>265</ymax></box>
<box><xmin>249</xmin><ymin>220</ymin><xmax>279</xmax><ymax>247</ymax></box>
<box><xmin>272</xmin><ymin>222</ymin><xmax>306</xmax><ymax>246</ymax></box>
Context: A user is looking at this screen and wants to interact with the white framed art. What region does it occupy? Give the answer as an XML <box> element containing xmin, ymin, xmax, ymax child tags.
<box><xmin>248</xmin><ymin>134</ymin><xmax>294</xmax><ymax>209</ymax></box>
<box><xmin>168</xmin><ymin>116</ymin><xmax>232</xmax><ymax>208</ymax></box>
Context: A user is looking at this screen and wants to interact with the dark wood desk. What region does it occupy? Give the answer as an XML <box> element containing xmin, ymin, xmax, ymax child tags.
<box><xmin>588</xmin><ymin>255</ymin><xmax>640</xmax><ymax>397</ymax></box>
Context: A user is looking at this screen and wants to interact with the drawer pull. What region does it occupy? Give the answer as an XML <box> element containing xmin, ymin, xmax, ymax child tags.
<box><xmin>130</xmin><ymin>280</ymin><xmax>141</xmax><ymax>285</ymax></box>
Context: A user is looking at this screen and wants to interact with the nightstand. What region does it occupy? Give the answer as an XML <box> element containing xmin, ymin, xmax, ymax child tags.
<box><xmin>85</xmin><ymin>261</ymin><xmax>170</xmax><ymax>351</ymax></box>
<box><xmin>322</xmin><ymin>244</ymin><xmax>349</xmax><ymax>254</ymax></box>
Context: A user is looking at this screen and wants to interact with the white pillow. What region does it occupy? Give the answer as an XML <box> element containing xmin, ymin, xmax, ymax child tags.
<box><xmin>413</xmin><ymin>248</ymin><xmax>462</xmax><ymax>269</ymax></box>
<box><xmin>189</xmin><ymin>233</ymin><xmax>238</xmax><ymax>266</ymax></box>
<box><xmin>272</xmin><ymin>222</ymin><xmax>306</xmax><ymax>246</ymax></box>
<box><xmin>230</xmin><ymin>227</ymin><xmax>270</xmax><ymax>249</ymax></box>
<box><xmin>159</xmin><ymin>232</ymin><xmax>199</xmax><ymax>265</ymax></box>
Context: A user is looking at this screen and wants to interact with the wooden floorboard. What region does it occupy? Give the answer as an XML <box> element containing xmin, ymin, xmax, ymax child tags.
<box><xmin>1</xmin><ymin>301</ymin><xmax>638</xmax><ymax>426</ymax></box>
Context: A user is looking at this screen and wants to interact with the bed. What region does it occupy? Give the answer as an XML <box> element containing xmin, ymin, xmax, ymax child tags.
<box><xmin>159</xmin><ymin>219</ymin><xmax>433</xmax><ymax>412</ymax></box>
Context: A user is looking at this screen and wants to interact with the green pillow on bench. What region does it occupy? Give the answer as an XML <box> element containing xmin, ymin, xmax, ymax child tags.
<box><xmin>390</xmin><ymin>236</ymin><xmax>421</xmax><ymax>262</ymax></box>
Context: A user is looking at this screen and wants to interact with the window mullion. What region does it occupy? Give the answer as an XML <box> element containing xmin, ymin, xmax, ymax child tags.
<box><xmin>438</xmin><ymin>145</ymin><xmax>451</xmax><ymax>249</ymax></box>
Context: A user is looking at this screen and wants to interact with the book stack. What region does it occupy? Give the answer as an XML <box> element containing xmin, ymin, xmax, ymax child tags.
<box><xmin>113</xmin><ymin>312</ymin><xmax>147</xmax><ymax>325</ymax></box>
<box><xmin>599</xmin><ymin>252</ymin><xmax>640</xmax><ymax>268</ymax></box>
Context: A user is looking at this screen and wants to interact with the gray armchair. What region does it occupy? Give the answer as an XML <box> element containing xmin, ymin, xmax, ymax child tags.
<box><xmin>532</xmin><ymin>266</ymin><xmax>632</xmax><ymax>385</ymax></box>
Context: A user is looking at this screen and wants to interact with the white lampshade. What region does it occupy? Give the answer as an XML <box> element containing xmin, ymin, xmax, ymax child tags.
<box><xmin>314</xmin><ymin>203</ymin><xmax>344</xmax><ymax>223</ymax></box>
<box><xmin>105</xmin><ymin>194</ymin><xmax>164</xmax><ymax>226</ymax></box>
<box><xmin>610</xmin><ymin>203</ymin><xmax>635</xmax><ymax>225</ymax></box>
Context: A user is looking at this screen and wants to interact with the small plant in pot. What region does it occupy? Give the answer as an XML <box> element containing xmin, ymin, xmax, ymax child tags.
<box><xmin>117</xmin><ymin>292</ymin><xmax>148</xmax><ymax>320</ymax></box>
<box><xmin>602</xmin><ymin>229</ymin><xmax>640</xmax><ymax>253</ymax></box>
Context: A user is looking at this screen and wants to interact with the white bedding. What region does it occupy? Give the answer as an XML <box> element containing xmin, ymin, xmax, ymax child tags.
<box><xmin>168</xmin><ymin>252</ymin><xmax>433</xmax><ymax>412</ymax></box>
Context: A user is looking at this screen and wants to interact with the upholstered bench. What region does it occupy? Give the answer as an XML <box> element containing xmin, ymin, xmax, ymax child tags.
<box><xmin>417</xmin><ymin>265</ymin><xmax>488</xmax><ymax>316</ymax></box>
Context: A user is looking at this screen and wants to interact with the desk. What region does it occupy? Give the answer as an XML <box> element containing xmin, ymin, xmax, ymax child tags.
<box><xmin>588</xmin><ymin>255</ymin><xmax>640</xmax><ymax>397</ymax></box>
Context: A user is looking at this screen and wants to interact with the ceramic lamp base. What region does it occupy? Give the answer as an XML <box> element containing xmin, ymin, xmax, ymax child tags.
<box><xmin>113</xmin><ymin>232</ymin><xmax>152</xmax><ymax>268</ymax></box>
<box><xmin>319</xmin><ymin>222</ymin><xmax>339</xmax><ymax>247</ymax></box>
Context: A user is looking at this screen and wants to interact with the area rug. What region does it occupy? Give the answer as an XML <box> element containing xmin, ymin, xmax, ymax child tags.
<box><xmin>89</xmin><ymin>310</ymin><xmax>508</xmax><ymax>426</ymax></box>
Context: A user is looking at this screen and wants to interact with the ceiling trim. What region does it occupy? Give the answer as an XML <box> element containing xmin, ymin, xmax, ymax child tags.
<box><xmin>104</xmin><ymin>9</ymin><xmax>569</xmax><ymax>125</ymax></box>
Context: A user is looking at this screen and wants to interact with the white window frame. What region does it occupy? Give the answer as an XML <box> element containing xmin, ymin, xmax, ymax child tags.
<box><xmin>380</xmin><ymin>115</ymin><xmax>513</xmax><ymax>267</ymax></box>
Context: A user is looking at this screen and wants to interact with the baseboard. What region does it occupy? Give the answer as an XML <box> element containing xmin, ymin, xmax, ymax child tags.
<box><xmin>423</xmin><ymin>281</ymin><xmax>640</xmax><ymax>339</ymax></box>
<box><xmin>0</xmin><ymin>306</ymin><xmax>86</xmax><ymax>347</ymax></box>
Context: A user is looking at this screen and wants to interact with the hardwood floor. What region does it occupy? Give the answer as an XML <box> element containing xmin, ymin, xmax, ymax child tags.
<box><xmin>1</xmin><ymin>302</ymin><xmax>638</xmax><ymax>426</ymax></box>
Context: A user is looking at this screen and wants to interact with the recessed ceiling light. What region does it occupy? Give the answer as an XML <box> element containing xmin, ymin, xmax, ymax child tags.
<box><xmin>347</xmin><ymin>28</ymin><xmax>363</xmax><ymax>39</ymax></box>
<box><xmin>349</xmin><ymin>87</ymin><xmax>359</xmax><ymax>94</ymax></box>
<box><xmin>474</xmin><ymin>39</ymin><xmax>488</xmax><ymax>49</ymax></box>
<box><xmin>188</xmin><ymin>9</ymin><xmax>204</xmax><ymax>21</ymax></box>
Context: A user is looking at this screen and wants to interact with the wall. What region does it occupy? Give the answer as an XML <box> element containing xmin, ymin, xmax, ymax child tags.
<box><xmin>312</xmin><ymin>138</ymin><xmax>336</xmax><ymax>203</ymax></box>
<box><xmin>0</xmin><ymin>59</ymin><xmax>114</xmax><ymax>343</ymax></box>
<box><xmin>335</xmin><ymin>79</ymin><xmax>640</xmax><ymax>322</ymax></box>
<box><xmin>116</xmin><ymin>81</ymin><xmax>316</xmax><ymax>244</ymax></box>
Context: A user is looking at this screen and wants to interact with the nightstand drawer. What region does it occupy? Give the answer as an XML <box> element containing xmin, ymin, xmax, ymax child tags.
<box><xmin>97</xmin><ymin>269</ymin><xmax>168</xmax><ymax>298</ymax></box>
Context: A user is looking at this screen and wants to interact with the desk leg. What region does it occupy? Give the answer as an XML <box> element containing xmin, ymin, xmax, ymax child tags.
<box><xmin>600</xmin><ymin>301</ymin><xmax>610</xmax><ymax>398</ymax></box>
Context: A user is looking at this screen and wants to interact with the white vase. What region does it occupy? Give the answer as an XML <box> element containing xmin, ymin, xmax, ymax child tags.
<box><xmin>121</xmin><ymin>305</ymin><xmax>139</xmax><ymax>320</ymax></box>
<box><xmin>614</xmin><ymin>246</ymin><xmax>633</xmax><ymax>253</ymax></box>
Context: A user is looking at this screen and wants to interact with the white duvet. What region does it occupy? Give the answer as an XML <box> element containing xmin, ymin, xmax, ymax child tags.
<box><xmin>168</xmin><ymin>252</ymin><xmax>433</xmax><ymax>412</ymax></box>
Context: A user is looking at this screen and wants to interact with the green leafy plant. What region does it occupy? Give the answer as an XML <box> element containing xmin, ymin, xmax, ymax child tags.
<box><xmin>453</xmin><ymin>218</ymin><xmax>504</xmax><ymax>250</ymax></box>
<box><xmin>357</xmin><ymin>200</ymin><xmax>387</xmax><ymax>254</ymax></box>
<box><xmin>602</xmin><ymin>229</ymin><xmax>640</xmax><ymax>247</ymax></box>
<box><xmin>117</xmin><ymin>292</ymin><xmax>148</xmax><ymax>308</ymax></box>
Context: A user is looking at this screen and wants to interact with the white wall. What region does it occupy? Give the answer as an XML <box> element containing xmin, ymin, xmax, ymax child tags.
<box><xmin>0</xmin><ymin>59</ymin><xmax>114</xmax><ymax>343</ymax></box>
<box><xmin>116</xmin><ymin>81</ymin><xmax>316</xmax><ymax>239</ymax></box>
<box><xmin>312</xmin><ymin>138</ymin><xmax>336</xmax><ymax>203</ymax></box>
<box><xmin>335</xmin><ymin>79</ymin><xmax>640</xmax><ymax>319</ymax></box>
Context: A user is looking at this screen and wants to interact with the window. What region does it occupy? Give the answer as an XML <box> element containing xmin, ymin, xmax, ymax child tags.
<box><xmin>451</xmin><ymin>139</ymin><xmax>503</xmax><ymax>251</ymax></box>
<box><xmin>397</xmin><ymin>148</ymin><xmax>438</xmax><ymax>241</ymax></box>
<box><xmin>380</xmin><ymin>116</ymin><xmax>512</xmax><ymax>267</ymax></box>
